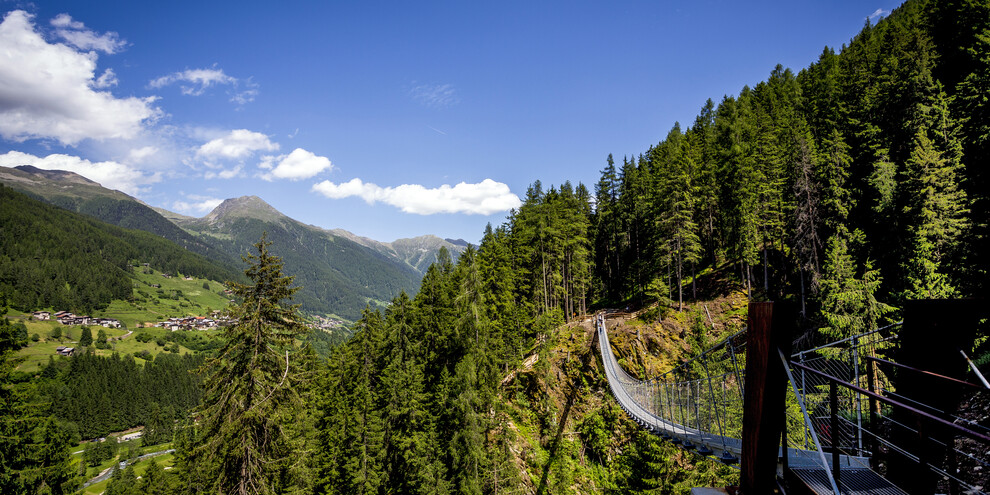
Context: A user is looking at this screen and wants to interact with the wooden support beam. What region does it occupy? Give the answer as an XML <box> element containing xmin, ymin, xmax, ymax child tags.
<box><xmin>741</xmin><ymin>301</ymin><xmax>795</xmax><ymax>494</ymax></box>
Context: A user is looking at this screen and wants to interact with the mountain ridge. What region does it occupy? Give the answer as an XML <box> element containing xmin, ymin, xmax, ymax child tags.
<box><xmin>0</xmin><ymin>165</ymin><xmax>466</xmax><ymax>319</ymax></box>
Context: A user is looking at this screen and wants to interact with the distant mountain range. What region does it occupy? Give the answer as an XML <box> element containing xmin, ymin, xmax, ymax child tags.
<box><xmin>0</xmin><ymin>165</ymin><xmax>466</xmax><ymax>320</ymax></box>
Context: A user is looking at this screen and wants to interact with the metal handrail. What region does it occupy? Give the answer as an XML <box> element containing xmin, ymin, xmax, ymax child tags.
<box><xmin>780</xmin><ymin>348</ymin><xmax>841</xmax><ymax>494</ymax></box>
<box><xmin>794</xmin><ymin>321</ymin><xmax>902</xmax><ymax>358</ymax></box>
<box><xmin>790</xmin><ymin>361</ymin><xmax>990</xmax><ymax>445</ymax></box>
<box><xmin>866</xmin><ymin>356</ymin><xmax>983</xmax><ymax>389</ymax></box>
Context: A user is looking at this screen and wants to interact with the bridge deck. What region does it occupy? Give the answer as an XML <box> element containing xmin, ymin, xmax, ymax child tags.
<box><xmin>597</xmin><ymin>315</ymin><xmax>872</xmax><ymax>470</ymax></box>
<box><xmin>788</xmin><ymin>467</ymin><xmax>907</xmax><ymax>495</ymax></box>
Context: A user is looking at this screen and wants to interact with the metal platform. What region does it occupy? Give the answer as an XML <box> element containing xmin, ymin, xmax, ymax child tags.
<box><xmin>787</xmin><ymin>467</ymin><xmax>908</xmax><ymax>495</ymax></box>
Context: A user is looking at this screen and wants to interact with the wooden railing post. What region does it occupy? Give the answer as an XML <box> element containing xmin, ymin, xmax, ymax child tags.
<box><xmin>741</xmin><ymin>301</ymin><xmax>795</xmax><ymax>494</ymax></box>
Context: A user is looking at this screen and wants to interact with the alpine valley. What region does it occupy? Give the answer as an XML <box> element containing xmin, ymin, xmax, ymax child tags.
<box><xmin>0</xmin><ymin>164</ymin><xmax>466</xmax><ymax>321</ymax></box>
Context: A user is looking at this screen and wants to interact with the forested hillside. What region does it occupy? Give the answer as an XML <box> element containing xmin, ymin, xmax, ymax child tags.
<box><xmin>1</xmin><ymin>165</ymin><xmax>463</xmax><ymax>321</ymax></box>
<box><xmin>172</xmin><ymin>196</ymin><xmax>425</xmax><ymax>321</ymax></box>
<box><xmin>0</xmin><ymin>185</ymin><xmax>237</xmax><ymax>313</ymax></box>
<box><xmin>312</xmin><ymin>2</ymin><xmax>990</xmax><ymax>493</ymax></box>
<box><xmin>592</xmin><ymin>0</ymin><xmax>988</xmax><ymax>332</ymax></box>
<box><xmin>0</xmin><ymin>165</ymin><xmax>244</xmax><ymax>275</ymax></box>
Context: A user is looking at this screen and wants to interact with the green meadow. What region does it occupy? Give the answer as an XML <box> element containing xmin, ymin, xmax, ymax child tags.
<box><xmin>11</xmin><ymin>266</ymin><xmax>232</xmax><ymax>372</ymax></box>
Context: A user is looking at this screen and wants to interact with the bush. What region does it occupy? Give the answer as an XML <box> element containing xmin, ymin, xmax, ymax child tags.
<box><xmin>31</xmin><ymin>333</ymin><xmax>40</xmax><ymax>342</ymax></box>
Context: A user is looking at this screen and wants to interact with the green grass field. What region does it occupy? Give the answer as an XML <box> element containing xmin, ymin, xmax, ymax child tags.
<box><xmin>98</xmin><ymin>266</ymin><xmax>233</xmax><ymax>328</ymax></box>
<box><xmin>11</xmin><ymin>267</ymin><xmax>232</xmax><ymax>372</ymax></box>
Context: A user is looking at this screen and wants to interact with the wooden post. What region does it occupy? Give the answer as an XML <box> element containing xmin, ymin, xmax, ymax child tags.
<box><xmin>741</xmin><ymin>301</ymin><xmax>795</xmax><ymax>494</ymax></box>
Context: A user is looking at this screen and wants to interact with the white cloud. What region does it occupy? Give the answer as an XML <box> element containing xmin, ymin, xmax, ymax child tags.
<box><xmin>150</xmin><ymin>65</ymin><xmax>258</xmax><ymax>104</ymax></box>
<box><xmin>127</xmin><ymin>146</ymin><xmax>158</xmax><ymax>163</ymax></box>
<box><xmin>410</xmin><ymin>83</ymin><xmax>459</xmax><ymax>107</ymax></box>
<box><xmin>259</xmin><ymin>148</ymin><xmax>333</xmax><ymax>181</ymax></box>
<box><xmin>868</xmin><ymin>8</ymin><xmax>890</xmax><ymax>20</ymax></box>
<box><xmin>50</xmin><ymin>13</ymin><xmax>126</xmax><ymax>54</ymax></box>
<box><xmin>0</xmin><ymin>150</ymin><xmax>160</xmax><ymax>195</ymax></box>
<box><xmin>0</xmin><ymin>10</ymin><xmax>160</xmax><ymax>145</ymax></box>
<box><xmin>230</xmin><ymin>78</ymin><xmax>259</xmax><ymax>105</ymax></box>
<box><xmin>311</xmin><ymin>178</ymin><xmax>521</xmax><ymax>215</ymax></box>
<box><xmin>197</xmin><ymin>129</ymin><xmax>278</xmax><ymax>159</ymax></box>
<box><xmin>204</xmin><ymin>165</ymin><xmax>243</xmax><ymax>180</ymax></box>
<box><xmin>149</xmin><ymin>66</ymin><xmax>236</xmax><ymax>95</ymax></box>
<box><xmin>93</xmin><ymin>68</ymin><xmax>118</xmax><ymax>88</ymax></box>
<box><xmin>172</xmin><ymin>196</ymin><xmax>223</xmax><ymax>214</ymax></box>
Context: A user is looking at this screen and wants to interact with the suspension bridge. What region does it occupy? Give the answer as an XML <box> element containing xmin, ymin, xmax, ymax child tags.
<box><xmin>596</xmin><ymin>300</ymin><xmax>990</xmax><ymax>494</ymax></box>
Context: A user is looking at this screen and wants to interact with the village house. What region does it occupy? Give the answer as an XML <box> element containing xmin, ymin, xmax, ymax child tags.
<box><xmin>55</xmin><ymin>346</ymin><xmax>75</xmax><ymax>356</ymax></box>
<box><xmin>156</xmin><ymin>315</ymin><xmax>227</xmax><ymax>331</ymax></box>
<box><xmin>95</xmin><ymin>318</ymin><xmax>122</xmax><ymax>328</ymax></box>
<box><xmin>58</xmin><ymin>315</ymin><xmax>91</xmax><ymax>325</ymax></box>
<box><xmin>32</xmin><ymin>311</ymin><xmax>50</xmax><ymax>320</ymax></box>
<box><xmin>51</xmin><ymin>311</ymin><xmax>120</xmax><ymax>328</ymax></box>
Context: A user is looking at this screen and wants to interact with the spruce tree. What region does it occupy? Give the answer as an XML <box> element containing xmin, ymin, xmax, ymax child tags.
<box><xmin>818</xmin><ymin>228</ymin><xmax>894</xmax><ymax>340</ymax></box>
<box><xmin>192</xmin><ymin>234</ymin><xmax>307</xmax><ymax>495</ymax></box>
<box><xmin>79</xmin><ymin>326</ymin><xmax>92</xmax><ymax>347</ymax></box>
<box><xmin>1</xmin><ymin>303</ymin><xmax>75</xmax><ymax>495</ymax></box>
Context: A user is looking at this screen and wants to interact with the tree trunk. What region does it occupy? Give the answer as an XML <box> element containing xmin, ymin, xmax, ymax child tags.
<box><xmin>799</xmin><ymin>270</ymin><xmax>806</xmax><ymax>318</ymax></box>
<box><xmin>692</xmin><ymin>263</ymin><xmax>697</xmax><ymax>301</ymax></box>
<box><xmin>762</xmin><ymin>243</ymin><xmax>769</xmax><ymax>293</ymax></box>
<box><xmin>677</xmin><ymin>237</ymin><xmax>683</xmax><ymax>312</ymax></box>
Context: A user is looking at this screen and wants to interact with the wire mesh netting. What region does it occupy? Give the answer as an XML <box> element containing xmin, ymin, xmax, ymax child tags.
<box><xmin>598</xmin><ymin>312</ymin><xmax>990</xmax><ymax>494</ymax></box>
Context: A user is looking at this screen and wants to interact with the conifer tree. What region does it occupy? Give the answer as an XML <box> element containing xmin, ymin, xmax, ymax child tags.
<box><xmin>380</xmin><ymin>293</ymin><xmax>429</xmax><ymax>494</ymax></box>
<box><xmin>343</xmin><ymin>309</ymin><xmax>386</xmax><ymax>495</ymax></box>
<box><xmin>104</xmin><ymin>464</ymin><xmax>138</xmax><ymax>495</ymax></box>
<box><xmin>193</xmin><ymin>233</ymin><xmax>308</xmax><ymax>495</ymax></box>
<box><xmin>689</xmin><ymin>99</ymin><xmax>723</xmax><ymax>266</ymax></box>
<box><xmin>792</xmin><ymin>131</ymin><xmax>823</xmax><ymax>315</ymax></box>
<box><xmin>818</xmin><ymin>228</ymin><xmax>894</xmax><ymax>340</ymax></box>
<box><xmin>897</xmin><ymin>97</ymin><xmax>968</xmax><ymax>296</ymax></box>
<box><xmin>79</xmin><ymin>326</ymin><xmax>92</xmax><ymax>347</ymax></box>
<box><xmin>0</xmin><ymin>303</ymin><xmax>75</xmax><ymax>495</ymax></box>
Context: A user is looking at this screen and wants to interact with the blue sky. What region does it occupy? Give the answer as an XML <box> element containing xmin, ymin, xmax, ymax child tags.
<box><xmin>0</xmin><ymin>0</ymin><xmax>897</xmax><ymax>243</ymax></box>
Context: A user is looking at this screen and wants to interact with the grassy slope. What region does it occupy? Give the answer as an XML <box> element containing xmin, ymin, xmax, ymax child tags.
<box><xmin>499</xmin><ymin>271</ymin><xmax>748</xmax><ymax>493</ymax></box>
<box><xmin>105</xmin><ymin>266</ymin><xmax>232</xmax><ymax>328</ymax></box>
<box><xmin>11</xmin><ymin>266</ymin><xmax>230</xmax><ymax>372</ymax></box>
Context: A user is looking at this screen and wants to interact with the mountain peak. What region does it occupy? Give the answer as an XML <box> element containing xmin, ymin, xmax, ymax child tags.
<box><xmin>205</xmin><ymin>195</ymin><xmax>285</xmax><ymax>224</ymax></box>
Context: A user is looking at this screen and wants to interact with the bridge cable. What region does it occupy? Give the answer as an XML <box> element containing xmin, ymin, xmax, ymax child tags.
<box><xmin>702</xmin><ymin>356</ymin><xmax>731</xmax><ymax>455</ymax></box>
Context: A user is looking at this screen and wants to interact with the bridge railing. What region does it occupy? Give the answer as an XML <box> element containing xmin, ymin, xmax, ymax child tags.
<box><xmin>784</xmin><ymin>321</ymin><xmax>990</xmax><ymax>494</ymax></box>
<box><xmin>596</xmin><ymin>312</ymin><xmax>747</xmax><ymax>463</ymax></box>
<box><xmin>786</xmin><ymin>323</ymin><xmax>901</xmax><ymax>462</ymax></box>
<box><xmin>600</xmin><ymin>304</ymin><xmax>990</xmax><ymax>494</ymax></box>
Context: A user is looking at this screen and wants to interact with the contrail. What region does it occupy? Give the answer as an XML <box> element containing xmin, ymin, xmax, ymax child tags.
<box><xmin>427</xmin><ymin>125</ymin><xmax>447</xmax><ymax>135</ymax></box>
